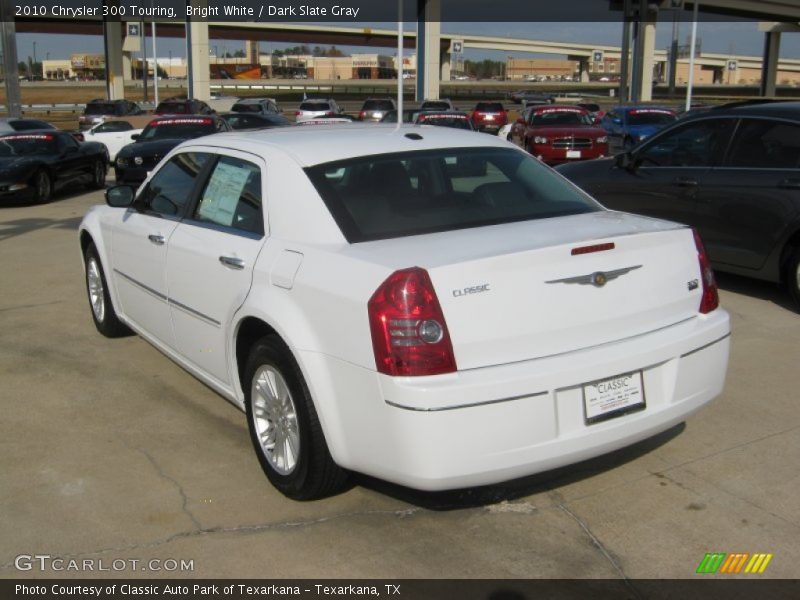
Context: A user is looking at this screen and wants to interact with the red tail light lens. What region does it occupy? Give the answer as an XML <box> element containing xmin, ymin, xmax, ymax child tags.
<box><xmin>368</xmin><ymin>267</ymin><xmax>457</xmax><ymax>377</ymax></box>
<box><xmin>359</xmin><ymin>111</ymin><xmax>367</xmax><ymax>119</ymax></box>
<box><xmin>693</xmin><ymin>229</ymin><xmax>719</xmax><ymax>314</ymax></box>
<box><xmin>295</xmin><ymin>111</ymin><xmax>300</xmax><ymax>116</ymax></box>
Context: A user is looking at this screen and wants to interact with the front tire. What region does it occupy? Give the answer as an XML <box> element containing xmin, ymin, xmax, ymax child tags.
<box><xmin>245</xmin><ymin>335</ymin><xmax>347</xmax><ymax>500</ymax></box>
<box><xmin>786</xmin><ymin>246</ymin><xmax>800</xmax><ymax>310</ymax></box>
<box><xmin>33</xmin><ymin>170</ymin><xmax>52</xmax><ymax>204</ymax></box>
<box><xmin>84</xmin><ymin>243</ymin><xmax>130</xmax><ymax>338</ymax></box>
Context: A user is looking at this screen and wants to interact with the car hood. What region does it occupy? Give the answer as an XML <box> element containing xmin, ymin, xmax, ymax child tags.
<box><xmin>531</xmin><ymin>125</ymin><xmax>607</xmax><ymax>138</ymax></box>
<box><xmin>117</xmin><ymin>138</ymin><xmax>184</xmax><ymax>157</ymax></box>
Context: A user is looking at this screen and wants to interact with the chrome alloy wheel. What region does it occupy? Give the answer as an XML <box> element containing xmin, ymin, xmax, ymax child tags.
<box><xmin>86</xmin><ymin>257</ymin><xmax>105</xmax><ymax>323</ymax></box>
<box><xmin>251</xmin><ymin>365</ymin><xmax>300</xmax><ymax>475</ymax></box>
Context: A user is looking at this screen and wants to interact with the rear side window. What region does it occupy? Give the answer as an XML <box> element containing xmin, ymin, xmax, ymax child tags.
<box><xmin>138</xmin><ymin>152</ymin><xmax>211</xmax><ymax>217</ymax></box>
<box><xmin>726</xmin><ymin>119</ymin><xmax>800</xmax><ymax>169</ymax></box>
<box><xmin>194</xmin><ymin>156</ymin><xmax>263</xmax><ymax>236</ymax></box>
<box><xmin>305</xmin><ymin>147</ymin><xmax>600</xmax><ymax>242</ymax></box>
<box><xmin>156</xmin><ymin>102</ymin><xmax>187</xmax><ymax>114</ymax></box>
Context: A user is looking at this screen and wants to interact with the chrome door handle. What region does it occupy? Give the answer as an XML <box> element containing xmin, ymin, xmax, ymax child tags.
<box><xmin>148</xmin><ymin>234</ymin><xmax>165</xmax><ymax>245</ymax></box>
<box><xmin>219</xmin><ymin>256</ymin><xmax>245</xmax><ymax>270</ymax></box>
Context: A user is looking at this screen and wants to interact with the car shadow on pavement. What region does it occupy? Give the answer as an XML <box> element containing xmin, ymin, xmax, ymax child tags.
<box><xmin>0</xmin><ymin>214</ymin><xmax>84</xmax><ymax>243</ymax></box>
<box><xmin>354</xmin><ymin>423</ymin><xmax>685</xmax><ymax>510</ymax></box>
<box><xmin>715</xmin><ymin>272</ymin><xmax>796</xmax><ymax>313</ymax></box>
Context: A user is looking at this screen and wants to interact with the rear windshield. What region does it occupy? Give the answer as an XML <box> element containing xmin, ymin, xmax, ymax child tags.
<box><xmin>84</xmin><ymin>103</ymin><xmax>117</xmax><ymax>115</ymax></box>
<box><xmin>231</xmin><ymin>103</ymin><xmax>261</xmax><ymax>113</ymax></box>
<box><xmin>304</xmin><ymin>147</ymin><xmax>600</xmax><ymax>242</ymax></box>
<box><xmin>627</xmin><ymin>111</ymin><xmax>675</xmax><ymax>126</ymax></box>
<box><xmin>475</xmin><ymin>102</ymin><xmax>504</xmax><ymax>112</ymax></box>
<box><xmin>300</xmin><ymin>101</ymin><xmax>330</xmax><ymax>111</ymax></box>
<box><xmin>363</xmin><ymin>100</ymin><xmax>394</xmax><ymax>111</ymax></box>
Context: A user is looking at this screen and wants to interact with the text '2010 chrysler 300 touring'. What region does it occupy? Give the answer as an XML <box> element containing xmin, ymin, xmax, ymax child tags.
<box><xmin>79</xmin><ymin>125</ymin><xmax>730</xmax><ymax>500</ymax></box>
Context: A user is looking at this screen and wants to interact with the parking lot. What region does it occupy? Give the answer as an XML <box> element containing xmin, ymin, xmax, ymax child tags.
<box><xmin>1</xmin><ymin>187</ymin><xmax>799</xmax><ymax>581</ymax></box>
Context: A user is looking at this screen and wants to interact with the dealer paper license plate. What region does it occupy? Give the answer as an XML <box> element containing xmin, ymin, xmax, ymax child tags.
<box><xmin>566</xmin><ymin>150</ymin><xmax>582</xmax><ymax>158</ymax></box>
<box><xmin>583</xmin><ymin>371</ymin><xmax>645</xmax><ymax>423</ymax></box>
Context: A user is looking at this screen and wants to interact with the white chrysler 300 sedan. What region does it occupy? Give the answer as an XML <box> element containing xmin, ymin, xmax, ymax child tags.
<box><xmin>79</xmin><ymin>125</ymin><xmax>730</xmax><ymax>500</ymax></box>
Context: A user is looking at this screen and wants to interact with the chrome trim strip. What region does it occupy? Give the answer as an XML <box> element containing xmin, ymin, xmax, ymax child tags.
<box><xmin>114</xmin><ymin>269</ymin><xmax>220</xmax><ymax>327</ymax></box>
<box><xmin>385</xmin><ymin>391</ymin><xmax>548</xmax><ymax>412</ymax></box>
<box><xmin>113</xmin><ymin>269</ymin><xmax>167</xmax><ymax>301</ymax></box>
<box><xmin>168</xmin><ymin>297</ymin><xmax>221</xmax><ymax>327</ymax></box>
<box><xmin>680</xmin><ymin>333</ymin><xmax>731</xmax><ymax>358</ymax></box>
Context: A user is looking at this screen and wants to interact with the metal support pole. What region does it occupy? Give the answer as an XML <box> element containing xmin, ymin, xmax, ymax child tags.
<box><xmin>619</xmin><ymin>0</ymin><xmax>632</xmax><ymax>104</ymax></box>
<box><xmin>141</xmin><ymin>19</ymin><xmax>148</xmax><ymax>102</ymax></box>
<box><xmin>668</xmin><ymin>7</ymin><xmax>679</xmax><ymax>96</ymax></box>
<box><xmin>152</xmin><ymin>18</ymin><xmax>159</xmax><ymax>106</ymax></box>
<box><xmin>685</xmin><ymin>1</ymin><xmax>699</xmax><ymax>111</ymax></box>
<box><xmin>397</xmin><ymin>0</ymin><xmax>403</xmax><ymax>125</ymax></box>
<box><xmin>416</xmin><ymin>0</ymin><xmax>426</xmax><ymax>102</ymax></box>
<box><xmin>0</xmin><ymin>7</ymin><xmax>22</xmax><ymax>117</ymax></box>
<box><xmin>186</xmin><ymin>2</ymin><xmax>194</xmax><ymax>98</ymax></box>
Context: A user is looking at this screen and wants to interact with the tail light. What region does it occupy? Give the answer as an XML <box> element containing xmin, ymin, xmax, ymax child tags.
<box><xmin>368</xmin><ymin>267</ymin><xmax>457</xmax><ymax>377</ymax></box>
<box><xmin>326</xmin><ymin>111</ymin><xmax>336</xmax><ymax>117</ymax></box>
<box><xmin>359</xmin><ymin>111</ymin><xmax>367</xmax><ymax>120</ymax></box>
<box><xmin>295</xmin><ymin>111</ymin><xmax>300</xmax><ymax>116</ymax></box>
<box><xmin>693</xmin><ymin>229</ymin><xmax>719</xmax><ymax>313</ymax></box>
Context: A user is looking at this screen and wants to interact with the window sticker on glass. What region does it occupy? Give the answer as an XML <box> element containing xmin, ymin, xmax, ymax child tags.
<box><xmin>198</xmin><ymin>162</ymin><xmax>253</xmax><ymax>227</ymax></box>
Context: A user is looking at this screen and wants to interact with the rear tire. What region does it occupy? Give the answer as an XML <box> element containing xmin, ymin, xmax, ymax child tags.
<box><xmin>84</xmin><ymin>243</ymin><xmax>130</xmax><ymax>338</ymax></box>
<box><xmin>89</xmin><ymin>160</ymin><xmax>107</xmax><ymax>190</ymax></box>
<box><xmin>786</xmin><ymin>246</ymin><xmax>800</xmax><ymax>310</ymax></box>
<box><xmin>245</xmin><ymin>335</ymin><xmax>348</xmax><ymax>500</ymax></box>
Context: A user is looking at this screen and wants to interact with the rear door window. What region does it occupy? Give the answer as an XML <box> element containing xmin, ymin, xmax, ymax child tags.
<box><xmin>193</xmin><ymin>156</ymin><xmax>263</xmax><ymax>236</ymax></box>
<box><xmin>725</xmin><ymin>119</ymin><xmax>800</xmax><ymax>169</ymax></box>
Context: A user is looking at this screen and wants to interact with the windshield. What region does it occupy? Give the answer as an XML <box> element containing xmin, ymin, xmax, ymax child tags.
<box><xmin>421</xmin><ymin>101</ymin><xmax>451</xmax><ymax>111</ymax></box>
<box><xmin>139</xmin><ymin>119</ymin><xmax>216</xmax><ymax>140</ymax></box>
<box><xmin>530</xmin><ymin>109</ymin><xmax>593</xmax><ymax>126</ymax></box>
<box><xmin>156</xmin><ymin>102</ymin><xmax>188</xmax><ymax>114</ymax></box>
<box><xmin>627</xmin><ymin>111</ymin><xmax>675</xmax><ymax>126</ymax></box>
<box><xmin>417</xmin><ymin>115</ymin><xmax>472</xmax><ymax>130</ymax></box>
<box><xmin>0</xmin><ymin>134</ymin><xmax>57</xmax><ymax>156</ymax></box>
<box><xmin>84</xmin><ymin>103</ymin><xmax>116</xmax><ymax>116</ymax></box>
<box><xmin>304</xmin><ymin>147</ymin><xmax>600</xmax><ymax>242</ymax></box>
<box><xmin>363</xmin><ymin>100</ymin><xmax>394</xmax><ymax>111</ymax></box>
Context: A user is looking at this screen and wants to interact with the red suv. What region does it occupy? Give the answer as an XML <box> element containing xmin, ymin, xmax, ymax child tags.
<box><xmin>470</xmin><ymin>102</ymin><xmax>507</xmax><ymax>134</ymax></box>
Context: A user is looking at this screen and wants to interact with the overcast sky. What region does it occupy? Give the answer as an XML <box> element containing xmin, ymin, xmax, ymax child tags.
<box><xmin>15</xmin><ymin>21</ymin><xmax>800</xmax><ymax>63</ymax></box>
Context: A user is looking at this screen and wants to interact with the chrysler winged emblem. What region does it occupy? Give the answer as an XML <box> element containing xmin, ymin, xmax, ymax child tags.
<box><xmin>546</xmin><ymin>265</ymin><xmax>642</xmax><ymax>288</ymax></box>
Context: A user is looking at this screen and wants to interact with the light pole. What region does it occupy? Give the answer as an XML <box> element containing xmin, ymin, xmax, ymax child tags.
<box><xmin>168</xmin><ymin>50</ymin><xmax>172</xmax><ymax>79</ymax></box>
<box><xmin>32</xmin><ymin>41</ymin><xmax>37</xmax><ymax>78</ymax></box>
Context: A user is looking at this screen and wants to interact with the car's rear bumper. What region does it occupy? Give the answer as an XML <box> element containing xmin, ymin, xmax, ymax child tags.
<box><xmin>299</xmin><ymin>309</ymin><xmax>730</xmax><ymax>491</ymax></box>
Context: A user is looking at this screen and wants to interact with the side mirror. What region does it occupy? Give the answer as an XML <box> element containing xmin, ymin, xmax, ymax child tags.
<box><xmin>105</xmin><ymin>185</ymin><xmax>135</xmax><ymax>208</ymax></box>
<box><xmin>593</xmin><ymin>116</ymin><xmax>601</xmax><ymax>125</ymax></box>
<box><xmin>130</xmin><ymin>133</ymin><xmax>140</xmax><ymax>141</ymax></box>
<box><xmin>615</xmin><ymin>152</ymin><xmax>637</xmax><ymax>171</ymax></box>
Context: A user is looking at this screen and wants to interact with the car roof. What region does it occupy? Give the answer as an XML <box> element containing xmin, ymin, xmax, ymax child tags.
<box><xmin>148</xmin><ymin>115</ymin><xmax>219</xmax><ymax>123</ymax></box>
<box><xmin>234</xmin><ymin>98</ymin><xmax>270</xmax><ymax>104</ymax></box>
<box><xmin>184</xmin><ymin>124</ymin><xmax>511</xmax><ymax>167</ymax></box>
<box><xmin>694</xmin><ymin>100</ymin><xmax>800</xmax><ymax>120</ymax></box>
